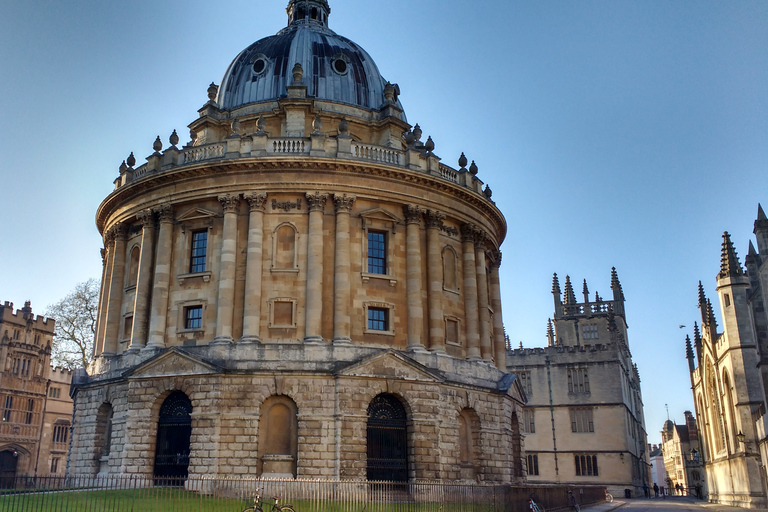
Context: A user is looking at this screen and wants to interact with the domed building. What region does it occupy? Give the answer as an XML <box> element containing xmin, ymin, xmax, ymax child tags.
<box><xmin>68</xmin><ymin>0</ymin><xmax>524</xmax><ymax>483</ymax></box>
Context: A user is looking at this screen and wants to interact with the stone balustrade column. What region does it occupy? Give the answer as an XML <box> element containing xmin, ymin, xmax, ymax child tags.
<box><xmin>103</xmin><ymin>223</ymin><xmax>127</xmax><ymax>355</ymax></box>
<box><xmin>332</xmin><ymin>194</ymin><xmax>355</xmax><ymax>345</ymax></box>
<box><xmin>147</xmin><ymin>204</ymin><xmax>174</xmax><ymax>349</ymax></box>
<box><xmin>213</xmin><ymin>194</ymin><xmax>240</xmax><ymax>343</ymax></box>
<box><xmin>304</xmin><ymin>192</ymin><xmax>328</xmax><ymax>343</ymax></box>
<box><xmin>461</xmin><ymin>223</ymin><xmax>480</xmax><ymax>360</ymax></box>
<box><xmin>242</xmin><ymin>193</ymin><xmax>267</xmax><ymax>343</ymax></box>
<box><xmin>424</xmin><ymin>209</ymin><xmax>446</xmax><ymax>353</ymax></box>
<box><xmin>475</xmin><ymin>230</ymin><xmax>492</xmax><ymax>362</ymax></box>
<box><xmin>95</xmin><ymin>242</ymin><xmax>112</xmax><ymax>355</ymax></box>
<box><xmin>403</xmin><ymin>205</ymin><xmax>425</xmax><ymax>351</ymax></box>
<box><xmin>128</xmin><ymin>209</ymin><xmax>156</xmax><ymax>351</ymax></box>
<box><xmin>490</xmin><ymin>251</ymin><xmax>506</xmax><ymax>370</ymax></box>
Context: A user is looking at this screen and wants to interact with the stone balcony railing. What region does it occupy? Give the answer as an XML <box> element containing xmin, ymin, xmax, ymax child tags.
<box><xmin>116</xmin><ymin>135</ymin><xmax>488</xmax><ymax>198</ymax></box>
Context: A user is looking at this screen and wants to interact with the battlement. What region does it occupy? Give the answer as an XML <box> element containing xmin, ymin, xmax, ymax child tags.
<box><xmin>49</xmin><ymin>366</ymin><xmax>74</xmax><ymax>385</ymax></box>
<box><xmin>507</xmin><ymin>342</ymin><xmax>616</xmax><ymax>357</ymax></box>
<box><xmin>0</xmin><ymin>300</ymin><xmax>55</xmax><ymax>332</ymax></box>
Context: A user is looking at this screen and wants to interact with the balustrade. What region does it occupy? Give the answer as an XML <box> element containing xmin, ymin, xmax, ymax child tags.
<box><xmin>352</xmin><ymin>142</ymin><xmax>402</xmax><ymax>165</ymax></box>
<box><xmin>270</xmin><ymin>139</ymin><xmax>307</xmax><ymax>154</ymax></box>
<box><xmin>181</xmin><ymin>143</ymin><xmax>226</xmax><ymax>164</ymax></box>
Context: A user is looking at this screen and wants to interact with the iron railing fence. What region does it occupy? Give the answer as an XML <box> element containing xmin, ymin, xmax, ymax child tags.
<box><xmin>0</xmin><ymin>475</ymin><xmax>606</xmax><ymax>512</ymax></box>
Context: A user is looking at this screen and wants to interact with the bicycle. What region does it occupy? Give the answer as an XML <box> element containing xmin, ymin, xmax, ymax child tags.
<box><xmin>568</xmin><ymin>491</ymin><xmax>580</xmax><ymax>512</ymax></box>
<box><xmin>242</xmin><ymin>489</ymin><xmax>296</xmax><ymax>512</ymax></box>
<box><xmin>605</xmin><ymin>490</ymin><xmax>614</xmax><ymax>503</ymax></box>
<box><xmin>528</xmin><ymin>497</ymin><xmax>543</xmax><ymax>511</ymax></box>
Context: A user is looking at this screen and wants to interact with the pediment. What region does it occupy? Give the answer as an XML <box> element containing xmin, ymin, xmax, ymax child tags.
<box><xmin>177</xmin><ymin>207</ymin><xmax>218</xmax><ymax>222</ymax></box>
<box><xmin>498</xmin><ymin>373</ymin><xmax>527</xmax><ymax>403</ymax></box>
<box><xmin>358</xmin><ymin>207</ymin><xmax>401</xmax><ymax>230</ymax></box>
<box><xmin>125</xmin><ymin>348</ymin><xmax>219</xmax><ymax>379</ymax></box>
<box><xmin>335</xmin><ymin>350</ymin><xmax>443</xmax><ymax>383</ymax></box>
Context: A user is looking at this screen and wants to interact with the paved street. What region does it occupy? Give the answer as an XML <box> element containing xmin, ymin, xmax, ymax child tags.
<box><xmin>583</xmin><ymin>496</ymin><xmax>768</xmax><ymax>512</ymax></box>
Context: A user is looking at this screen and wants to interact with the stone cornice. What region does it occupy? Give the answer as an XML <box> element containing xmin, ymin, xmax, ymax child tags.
<box><xmin>96</xmin><ymin>158</ymin><xmax>506</xmax><ymax>244</ymax></box>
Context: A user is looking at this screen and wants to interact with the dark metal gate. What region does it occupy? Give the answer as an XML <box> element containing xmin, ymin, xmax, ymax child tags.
<box><xmin>153</xmin><ymin>391</ymin><xmax>192</xmax><ymax>482</ymax></box>
<box><xmin>367</xmin><ymin>394</ymin><xmax>408</xmax><ymax>482</ymax></box>
<box><xmin>0</xmin><ymin>450</ymin><xmax>17</xmax><ymax>489</ymax></box>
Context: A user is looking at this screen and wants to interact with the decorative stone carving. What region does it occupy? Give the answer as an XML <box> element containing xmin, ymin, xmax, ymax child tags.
<box><xmin>460</xmin><ymin>222</ymin><xmax>478</xmax><ymax>242</ymax></box>
<box><xmin>440</xmin><ymin>225</ymin><xmax>459</xmax><ymax>237</ymax></box>
<box><xmin>207</xmin><ymin>82</ymin><xmax>218</xmax><ymax>101</ymax></box>
<box><xmin>469</xmin><ymin>160</ymin><xmax>478</xmax><ymax>176</ymax></box>
<box><xmin>245</xmin><ymin>192</ymin><xmax>268</xmax><ymax>212</ymax></box>
<box><xmin>423</xmin><ymin>209</ymin><xmax>445</xmax><ymax>230</ymax></box>
<box><xmin>119</xmin><ymin>160</ymin><xmax>128</xmax><ymax>174</ymax></box>
<box><xmin>169</xmin><ymin>130</ymin><xmax>180</xmax><ymax>147</ymax></box>
<box><xmin>458</xmin><ymin>152</ymin><xmax>468</xmax><ymax>170</ymax></box>
<box><xmin>256</xmin><ymin>116</ymin><xmax>266</xmax><ymax>135</ymax></box>
<box><xmin>333</xmin><ymin>194</ymin><xmax>356</xmax><ymax>213</ymax></box>
<box><xmin>425</xmin><ymin>136</ymin><xmax>435</xmax><ymax>154</ymax></box>
<box><xmin>338</xmin><ymin>117</ymin><xmax>349</xmax><ymax>137</ymax></box>
<box><xmin>272</xmin><ymin>199</ymin><xmax>301</xmax><ymax>212</ymax></box>
<box><xmin>153</xmin><ymin>136</ymin><xmax>163</xmax><ymax>153</ymax></box>
<box><xmin>312</xmin><ymin>113</ymin><xmax>323</xmax><ymax>134</ymax></box>
<box><xmin>305</xmin><ymin>192</ymin><xmax>328</xmax><ymax>212</ymax></box>
<box><xmin>412</xmin><ymin>124</ymin><xmax>422</xmax><ymax>142</ymax></box>
<box><xmin>126</xmin><ymin>152</ymin><xmax>136</xmax><ymax>168</ymax></box>
<box><xmin>489</xmin><ymin>249</ymin><xmax>502</xmax><ymax>268</ymax></box>
<box><xmin>218</xmin><ymin>194</ymin><xmax>241</xmax><ymax>214</ymax></box>
<box><xmin>100</xmin><ymin>247</ymin><xmax>106</xmax><ymax>265</ymax></box>
<box><xmin>292</xmin><ymin>63</ymin><xmax>303</xmax><ymax>84</ymax></box>
<box><xmin>402</xmin><ymin>204</ymin><xmax>421</xmax><ymax>224</ymax></box>
<box><xmin>231</xmin><ymin>118</ymin><xmax>241</xmax><ymax>136</ymax></box>
<box><xmin>108</xmin><ymin>222</ymin><xmax>127</xmax><ymax>242</ymax></box>
<box><xmin>154</xmin><ymin>203</ymin><xmax>174</xmax><ymax>223</ymax></box>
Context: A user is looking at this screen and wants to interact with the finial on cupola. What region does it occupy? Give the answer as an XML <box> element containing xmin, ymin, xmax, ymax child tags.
<box><xmin>412</xmin><ymin>124</ymin><xmax>422</xmax><ymax>143</ymax></box>
<box><xmin>153</xmin><ymin>136</ymin><xmax>163</xmax><ymax>154</ymax></box>
<box><xmin>292</xmin><ymin>63</ymin><xmax>304</xmax><ymax>84</ymax></box>
<box><xmin>469</xmin><ymin>160</ymin><xmax>478</xmax><ymax>176</ymax></box>
<box><xmin>207</xmin><ymin>82</ymin><xmax>218</xmax><ymax>101</ymax></box>
<box><xmin>338</xmin><ymin>117</ymin><xmax>349</xmax><ymax>137</ymax></box>
<box><xmin>126</xmin><ymin>152</ymin><xmax>136</xmax><ymax>168</ymax></box>
<box><xmin>169</xmin><ymin>130</ymin><xmax>179</xmax><ymax>147</ymax></box>
<box><xmin>458</xmin><ymin>152</ymin><xmax>468</xmax><ymax>171</ymax></box>
<box><xmin>483</xmin><ymin>184</ymin><xmax>492</xmax><ymax>200</ymax></box>
<box><xmin>119</xmin><ymin>160</ymin><xmax>127</xmax><ymax>174</ymax></box>
<box><xmin>424</xmin><ymin>136</ymin><xmax>435</xmax><ymax>154</ymax></box>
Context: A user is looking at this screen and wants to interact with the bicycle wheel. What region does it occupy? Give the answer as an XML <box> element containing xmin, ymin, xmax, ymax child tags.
<box><xmin>279</xmin><ymin>507</ymin><xmax>296</xmax><ymax>512</ymax></box>
<box><xmin>607</xmin><ymin>493</ymin><xmax>613</xmax><ymax>503</ymax></box>
<box><xmin>242</xmin><ymin>508</ymin><xmax>256</xmax><ymax>512</ymax></box>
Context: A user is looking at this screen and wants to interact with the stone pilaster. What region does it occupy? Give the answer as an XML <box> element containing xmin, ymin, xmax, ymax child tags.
<box><xmin>474</xmin><ymin>230</ymin><xmax>492</xmax><ymax>362</ymax></box>
<box><xmin>103</xmin><ymin>223</ymin><xmax>127</xmax><ymax>355</ymax></box>
<box><xmin>242</xmin><ymin>193</ymin><xmax>268</xmax><ymax>343</ymax></box>
<box><xmin>147</xmin><ymin>204</ymin><xmax>174</xmax><ymax>349</ymax></box>
<box><xmin>128</xmin><ymin>209</ymin><xmax>156</xmax><ymax>351</ymax></box>
<box><xmin>332</xmin><ymin>194</ymin><xmax>355</xmax><ymax>345</ymax></box>
<box><xmin>213</xmin><ymin>194</ymin><xmax>240</xmax><ymax>344</ymax></box>
<box><xmin>304</xmin><ymin>192</ymin><xmax>328</xmax><ymax>343</ymax></box>
<box><xmin>403</xmin><ymin>205</ymin><xmax>425</xmax><ymax>351</ymax></box>
<box><xmin>424</xmin><ymin>209</ymin><xmax>446</xmax><ymax>353</ymax></box>
<box><xmin>489</xmin><ymin>250</ymin><xmax>506</xmax><ymax>369</ymax></box>
<box><xmin>95</xmin><ymin>239</ymin><xmax>112</xmax><ymax>355</ymax></box>
<box><xmin>461</xmin><ymin>223</ymin><xmax>480</xmax><ymax>360</ymax></box>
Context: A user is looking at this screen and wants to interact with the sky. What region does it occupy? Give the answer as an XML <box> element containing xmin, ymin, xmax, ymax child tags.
<box><xmin>1</xmin><ymin>1</ymin><xmax>766</xmax><ymax>446</ymax></box>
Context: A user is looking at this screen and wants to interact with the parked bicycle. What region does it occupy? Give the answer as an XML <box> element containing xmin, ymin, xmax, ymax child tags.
<box><xmin>605</xmin><ymin>490</ymin><xmax>614</xmax><ymax>502</ymax></box>
<box><xmin>528</xmin><ymin>495</ymin><xmax>543</xmax><ymax>512</ymax></box>
<box><xmin>568</xmin><ymin>490</ymin><xmax>580</xmax><ymax>512</ymax></box>
<box><xmin>242</xmin><ymin>489</ymin><xmax>296</xmax><ymax>512</ymax></box>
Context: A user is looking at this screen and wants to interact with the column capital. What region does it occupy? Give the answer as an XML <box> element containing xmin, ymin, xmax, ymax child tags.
<box><xmin>333</xmin><ymin>193</ymin><xmax>356</xmax><ymax>213</ymax></box>
<box><xmin>106</xmin><ymin>222</ymin><xmax>126</xmax><ymax>244</ymax></box>
<box><xmin>218</xmin><ymin>194</ymin><xmax>241</xmax><ymax>214</ymax></box>
<box><xmin>306</xmin><ymin>192</ymin><xmax>328</xmax><ymax>212</ymax></box>
<box><xmin>100</xmin><ymin>248</ymin><xmax>106</xmax><ymax>265</ymax></box>
<box><xmin>423</xmin><ymin>209</ymin><xmax>445</xmax><ymax>229</ymax></box>
<box><xmin>136</xmin><ymin>208</ymin><xmax>155</xmax><ymax>228</ymax></box>
<box><xmin>245</xmin><ymin>192</ymin><xmax>268</xmax><ymax>212</ymax></box>
<box><xmin>489</xmin><ymin>249</ymin><xmax>502</xmax><ymax>268</ymax></box>
<box><xmin>154</xmin><ymin>203</ymin><xmax>174</xmax><ymax>223</ymax></box>
<box><xmin>403</xmin><ymin>204</ymin><xmax>421</xmax><ymax>225</ymax></box>
<box><xmin>460</xmin><ymin>222</ymin><xmax>478</xmax><ymax>242</ymax></box>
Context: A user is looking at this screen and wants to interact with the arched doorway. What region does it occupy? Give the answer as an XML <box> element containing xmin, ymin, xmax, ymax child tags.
<box><xmin>153</xmin><ymin>391</ymin><xmax>192</xmax><ymax>481</ymax></box>
<box><xmin>367</xmin><ymin>394</ymin><xmax>408</xmax><ymax>482</ymax></box>
<box><xmin>0</xmin><ymin>450</ymin><xmax>18</xmax><ymax>489</ymax></box>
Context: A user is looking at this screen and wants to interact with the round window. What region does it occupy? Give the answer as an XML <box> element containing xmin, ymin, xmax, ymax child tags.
<box><xmin>333</xmin><ymin>58</ymin><xmax>347</xmax><ymax>75</ymax></box>
<box><xmin>253</xmin><ymin>58</ymin><xmax>267</xmax><ymax>74</ymax></box>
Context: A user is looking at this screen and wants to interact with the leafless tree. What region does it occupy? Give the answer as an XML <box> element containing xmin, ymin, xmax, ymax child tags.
<box><xmin>45</xmin><ymin>278</ymin><xmax>99</xmax><ymax>369</ymax></box>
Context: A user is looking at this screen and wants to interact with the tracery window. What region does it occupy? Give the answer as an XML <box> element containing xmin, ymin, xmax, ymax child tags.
<box><xmin>527</xmin><ymin>454</ymin><xmax>539</xmax><ymax>476</ymax></box>
<box><xmin>567</xmin><ymin>367</ymin><xmax>590</xmax><ymax>394</ymax></box>
<box><xmin>570</xmin><ymin>407</ymin><xmax>594</xmax><ymax>433</ymax></box>
<box><xmin>575</xmin><ymin>454</ymin><xmax>598</xmax><ymax>476</ymax></box>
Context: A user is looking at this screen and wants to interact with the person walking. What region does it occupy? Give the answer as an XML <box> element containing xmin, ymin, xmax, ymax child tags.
<box><xmin>653</xmin><ymin>483</ymin><xmax>659</xmax><ymax>498</ymax></box>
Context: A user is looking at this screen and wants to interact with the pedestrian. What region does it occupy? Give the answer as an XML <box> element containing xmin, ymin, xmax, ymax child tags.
<box><xmin>643</xmin><ymin>483</ymin><xmax>649</xmax><ymax>498</ymax></box>
<box><xmin>653</xmin><ymin>483</ymin><xmax>659</xmax><ymax>498</ymax></box>
<box><xmin>675</xmin><ymin>483</ymin><xmax>681</xmax><ymax>495</ymax></box>
<box><xmin>660</xmin><ymin>485</ymin><xmax>665</xmax><ymax>499</ymax></box>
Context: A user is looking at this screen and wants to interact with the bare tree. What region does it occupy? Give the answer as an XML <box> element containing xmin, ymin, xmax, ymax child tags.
<box><xmin>45</xmin><ymin>278</ymin><xmax>99</xmax><ymax>369</ymax></box>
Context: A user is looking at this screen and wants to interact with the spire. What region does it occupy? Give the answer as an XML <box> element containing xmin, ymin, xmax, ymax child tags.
<box><xmin>706</xmin><ymin>298</ymin><xmax>718</xmax><ymax>332</ymax></box>
<box><xmin>746</xmin><ymin>240</ymin><xmax>760</xmax><ymax>272</ymax></box>
<box><xmin>610</xmin><ymin>267</ymin><xmax>624</xmax><ymax>301</ymax></box>
<box><xmin>697</xmin><ymin>281</ymin><xmax>708</xmax><ymax>327</ymax></box>
<box><xmin>755</xmin><ymin>203</ymin><xmax>768</xmax><ymax>254</ymax></box>
<box><xmin>719</xmin><ymin>231</ymin><xmax>743</xmax><ymax>278</ymax></box>
<box><xmin>563</xmin><ymin>275</ymin><xmax>577</xmax><ymax>305</ymax></box>
<box><xmin>582</xmin><ymin>279</ymin><xmax>590</xmax><ymax>303</ymax></box>
<box><xmin>547</xmin><ymin>318</ymin><xmax>555</xmax><ymax>347</ymax></box>
<box><xmin>686</xmin><ymin>335</ymin><xmax>695</xmax><ymax>373</ymax></box>
<box><xmin>552</xmin><ymin>273</ymin><xmax>561</xmax><ymax>297</ymax></box>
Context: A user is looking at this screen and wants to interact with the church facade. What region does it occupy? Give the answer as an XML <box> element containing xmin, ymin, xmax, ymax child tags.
<box><xmin>506</xmin><ymin>270</ymin><xmax>651</xmax><ymax>495</ymax></box>
<box><xmin>67</xmin><ymin>0</ymin><xmax>526</xmax><ymax>483</ymax></box>
<box><xmin>687</xmin><ymin>205</ymin><xmax>768</xmax><ymax>508</ymax></box>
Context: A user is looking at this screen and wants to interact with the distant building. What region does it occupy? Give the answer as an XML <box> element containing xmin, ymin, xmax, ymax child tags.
<box><xmin>648</xmin><ymin>444</ymin><xmax>666</xmax><ymax>490</ymax></box>
<box><xmin>687</xmin><ymin>205</ymin><xmax>768</xmax><ymax>508</ymax></box>
<box><xmin>660</xmin><ymin>412</ymin><xmax>704</xmax><ymax>496</ymax></box>
<box><xmin>506</xmin><ymin>269</ymin><xmax>651</xmax><ymax>495</ymax></box>
<box><xmin>0</xmin><ymin>301</ymin><xmax>74</xmax><ymax>484</ymax></box>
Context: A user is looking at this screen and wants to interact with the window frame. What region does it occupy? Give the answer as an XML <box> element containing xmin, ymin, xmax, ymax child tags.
<box><xmin>359</xmin><ymin>208</ymin><xmax>399</xmax><ymax>286</ymax></box>
<box><xmin>268</xmin><ymin>298</ymin><xmax>298</xmax><ymax>329</ymax></box>
<box><xmin>270</xmin><ymin>222</ymin><xmax>300</xmax><ymax>273</ymax></box>
<box><xmin>176</xmin><ymin>207</ymin><xmax>215</xmax><ymax>284</ymax></box>
<box><xmin>574</xmin><ymin>454</ymin><xmax>599</xmax><ymax>476</ymax></box>
<box><xmin>527</xmin><ymin>454</ymin><xmax>539</xmax><ymax>476</ymax></box>
<box><xmin>363</xmin><ymin>302</ymin><xmax>395</xmax><ymax>336</ymax></box>
<box><xmin>445</xmin><ymin>316</ymin><xmax>461</xmax><ymax>346</ymax></box>
<box><xmin>570</xmin><ymin>407</ymin><xmax>595</xmax><ymax>433</ymax></box>
<box><xmin>176</xmin><ymin>300</ymin><xmax>207</xmax><ymax>334</ymax></box>
<box><xmin>441</xmin><ymin>245</ymin><xmax>460</xmax><ymax>294</ymax></box>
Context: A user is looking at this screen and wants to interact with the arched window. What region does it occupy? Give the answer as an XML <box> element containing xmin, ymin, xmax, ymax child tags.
<box><xmin>510</xmin><ymin>411</ymin><xmax>523</xmax><ymax>478</ymax></box>
<box><xmin>273</xmin><ymin>224</ymin><xmax>298</xmax><ymax>270</ymax></box>
<box><xmin>723</xmin><ymin>370</ymin><xmax>739</xmax><ymax>450</ymax></box>
<box><xmin>705</xmin><ymin>362</ymin><xmax>725</xmax><ymax>453</ymax></box>
<box><xmin>258</xmin><ymin>396</ymin><xmax>298</xmax><ymax>477</ymax></box>
<box><xmin>697</xmin><ymin>394</ymin><xmax>711</xmax><ymax>461</ymax></box>
<box><xmin>127</xmin><ymin>246</ymin><xmax>140</xmax><ymax>287</ymax></box>
<box><xmin>442</xmin><ymin>246</ymin><xmax>458</xmax><ymax>291</ymax></box>
<box><xmin>96</xmin><ymin>403</ymin><xmax>114</xmax><ymax>458</ymax></box>
<box><xmin>458</xmin><ymin>408</ymin><xmax>480</xmax><ymax>480</ymax></box>
<box><xmin>153</xmin><ymin>391</ymin><xmax>192</xmax><ymax>480</ymax></box>
<box><xmin>367</xmin><ymin>394</ymin><xmax>408</xmax><ymax>482</ymax></box>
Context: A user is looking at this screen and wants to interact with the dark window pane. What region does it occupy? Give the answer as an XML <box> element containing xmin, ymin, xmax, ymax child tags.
<box><xmin>367</xmin><ymin>231</ymin><xmax>386</xmax><ymax>274</ymax></box>
<box><xmin>368</xmin><ymin>307</ymin><xmax>388</xmax><ymax>331</ymax></box>
<box><xmin>190</xmin><ymin>231</ymin><xmax>208</xmax><ymax>273</ymax></box>
<box><xmin>185</xmin><ymin>306</ymin><xmax>203</xmax><ymax>330</ymax></box>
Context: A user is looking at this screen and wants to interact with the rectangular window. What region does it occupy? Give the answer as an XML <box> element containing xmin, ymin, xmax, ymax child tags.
<box><xmin>368</xmin><ymin>307</ymin><xmax>389</xmax><ymax>331</ymax></box>
<box><xmin>446</xmin><ymin>318</ymin><xmax>459</xmax><ymax>345</ymax></box>
<box><xmin>184</xmin><ymin>305</ymin><xmax>203</xmax><ymax>330</ymax></box>
<box><xmin>575</xmin><ymin>454</ymin><xmax>598</xmax><ymax>476</ymax></box>
<box><xmin>527</xmin><ymin>454</ymin><xmax>539</xmax><ymax>476</ymax></box>
<box><xmin>189</xmin><ymin>230</ymin><xmax>208</xmax><ymax>273</ymax></box>
<box><xmin>123</xmin><ymin>316</ymin><xmax>133</xmax><ymax>339</ymax></box>
<box><xmin>570</xmin><ymin>408</ymin><xmax>594</xmax><ymax>433</ymax></box>
<box><xmin>12</xmin><ymin>358</ymin><xmax>19</xmax><ymax>375</ymax></box>
<box><xmin>25</xmin><ymin>399</ymin><xmax>34</xmax><ymax>425</ymax></box>
<box><xmin>272</xmin><ymin>301</ymin><xmax>294</xmax><ymax>327</ymax></box>
<box><xmin>567</xmin><ymin>368</ymin><xmax>590</xmax><ymax>394</ymax></box>
<box><xmin>21</xmin><ymin>359</ymin><xmax>30</xmax><ymax>377</ymax></box>
<box><xmin>524</xmin><ymin>408</ymin><xmax>535</xmax><ymax>434</ymax></box>
<box><xmin>49</xmin><ymin>387</ymin><xmax>61</xmax><ymax>399</ymax></box>
<box><xmin>2</xmin><ymin>396</ymin><xmax>12</xmax><ymax>422</ymax></box>
<box><xmin>51</xmin><ymin>457</ymin><xmax>59</xmax><ymax>474</ymax></box>
<box><xmin>520</xmin><ymin>371</ymin><xmax>532</xmax><ymax>396</ymax></box>
<box><xmin>367</xmin><ymin>231</ymin><xmax>387</xmax><ymax>275</ymax></box>
<box><xmin>53</xmin><ymin>423</ymin><xmax>69</xmax><ymax>444</ymax></box>
<box><xmin>581</xmin><ymin>324</ymin><xmax>599</xmax><ymax>340</ymax></box>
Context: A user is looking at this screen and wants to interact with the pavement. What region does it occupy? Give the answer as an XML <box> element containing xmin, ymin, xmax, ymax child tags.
<box><xmin>580</xmin><ymin>496</ymin><xmax>768</xmax><ymax>512</ymax></box>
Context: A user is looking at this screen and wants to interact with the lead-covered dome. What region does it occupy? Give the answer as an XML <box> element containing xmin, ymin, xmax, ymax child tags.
<box><xmin>217</xmin><ymin>0</ymin><xmax>405</xmax><ymax>119</ymax></box>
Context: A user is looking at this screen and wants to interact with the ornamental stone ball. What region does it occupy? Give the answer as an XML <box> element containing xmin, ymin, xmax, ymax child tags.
<box><xmin>153</xmin><ymin>136</ymin><xmax>163</xmax><ymax>153</ymax></box>
<box><xmin>458</xmin><ymin>152</ymin><xmax>468</xmax><ymax>170</ymax></box>
<box><xmin>469</xmin><ymin>160</ymin><xmax>478</xmax><ymax>176</ymax></box>
<box><xmin>338</xmin><ymin>117</ymin><xmax>349</xmax><ymax>136</ymax></box>
<box><xmin>425</xmin><ymin>136</ymin><xmax>435</xmax><ymax>154</ymax></box>
<box><xmin>170</xmin><ymin>130</ymin><xmax>180</xmax><ymax>147</ymax></box>
<box><xmin>207</xmin><ymin>83</ymin><xmax>218</xmax><ymax>101</ymax></box>
<box><xmin>126</xmin><ymin>152</ymin><xmax>136</xmax><ymax>167</ymax></box>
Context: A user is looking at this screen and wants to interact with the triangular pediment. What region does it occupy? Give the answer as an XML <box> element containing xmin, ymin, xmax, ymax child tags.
<box><xmin>359</xmin><ymin>207</ymin><xmax>401</xmax><ymax>224</ymax></box>
<box><xmin>335</xmin><ymin>350</ymin><xmax>443</xmax><ymax>383</ymax></box>
<box><xmin>177</xmin><ymin>207</ymin><xmax>218</xmax><ymax>222</ymax></box>
<box><xmin>499</xmin><ymin>373</ymin><xmax>527</xmax><ymax>403</ymax></box>
<box><xmin>124</xmin><ymin>348</ymin><xmax>219</xmax><ymax>379</ymax></box>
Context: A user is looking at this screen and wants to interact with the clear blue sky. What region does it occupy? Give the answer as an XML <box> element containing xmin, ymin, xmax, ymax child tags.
<box><xmin>1</xmin><ymin>1</ymin><xmax>766</xmax><ymax>446</ymax></box>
